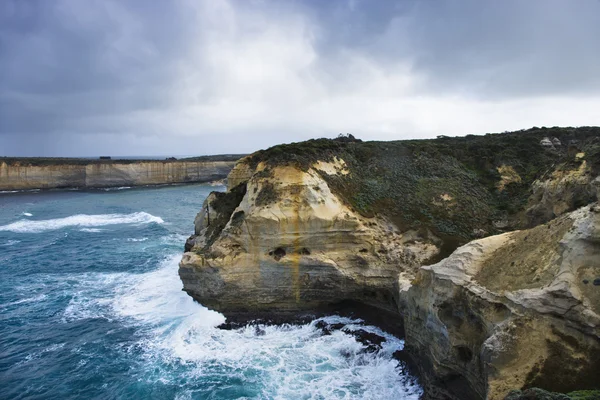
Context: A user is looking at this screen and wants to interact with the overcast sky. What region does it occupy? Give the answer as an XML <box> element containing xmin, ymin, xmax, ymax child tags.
<box><xmin>2</xmin><ymin>0</ymin><xmax>600</xmax><ymax>157</ymax></box>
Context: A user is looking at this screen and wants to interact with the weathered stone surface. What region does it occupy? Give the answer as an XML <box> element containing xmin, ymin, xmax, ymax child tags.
<box><xmin>179</xmin><ymin>130</ymin><xmax>600</xmax><ymax>399</ymax></box>
<box><xmin>404</xmin><ymin>205</ymin><xmax>600</xmax><ymax>400</ymax></box>
<box><xmin>526</xmin><ymin>158</ymin><xmax>598</xmax><ymax>226</ymax></box>
<box><xmin>226</xmin><ymin>157</ymin><xmax>254</xmax><ymax>191</ymax></box>
<box><xmin>0</xmin><ymin>160</ymin><xmax>236</xmax><ymax>190</ymax></box>
<box><xmin>180</xmin><ymin>158</ymin><xmax>439</xmax><ymax>314</ymax></box>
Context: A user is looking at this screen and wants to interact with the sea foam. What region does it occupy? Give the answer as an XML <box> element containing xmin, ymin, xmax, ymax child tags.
<box><xmin>0</xmin><ymin>212</ymin><xmax>163</xmax><ymax>233</ymax></box>
<box><xmin>50</xmin><ymin>254</ymin><xmax>422</xmax><ymax>399</ymax></box>
<box><xmin>109</xmin><ymin>256</ymin><xmax>422</xmax><ymax>399</ymax></box>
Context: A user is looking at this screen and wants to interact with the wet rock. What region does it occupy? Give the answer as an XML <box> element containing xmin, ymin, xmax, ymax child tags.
<box><xmin>314</xmin><ymin>321</ymin><xmax>346</xmax><ymax>335</ymax></box>
<box><xmin>347</xmin><ymin>328</ymin><xmax>386</xmax><ymax>350</ymax></box>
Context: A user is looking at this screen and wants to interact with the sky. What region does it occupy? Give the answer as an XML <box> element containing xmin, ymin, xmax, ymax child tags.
<box><xmin>1</xmin><ymin>0</ymin><xmax>600</xmax><ymax>157</ymax></box>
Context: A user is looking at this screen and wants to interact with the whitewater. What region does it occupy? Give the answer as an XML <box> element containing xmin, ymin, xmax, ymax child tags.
<box><xmin>0</xmin><ymin>184</ymin><xmax>422</xmax><ymax>399</ymax></box>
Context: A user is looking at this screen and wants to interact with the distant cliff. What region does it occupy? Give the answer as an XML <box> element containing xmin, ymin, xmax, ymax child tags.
<box><xmin>0</xmin><ymin>156</ymin><xmax>243</xmax><ymax>190</ymax></box>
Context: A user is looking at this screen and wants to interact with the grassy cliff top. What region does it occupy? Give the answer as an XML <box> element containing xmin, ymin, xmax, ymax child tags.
<box><xmin>0</xmin><ymin>154</ymin><xmax>247</xmax><ymax>167</ymax></box>
<box><xmin>247</xmin><ymin>127</ymin><xmax>600</xmax><ymax>254</ymax></box>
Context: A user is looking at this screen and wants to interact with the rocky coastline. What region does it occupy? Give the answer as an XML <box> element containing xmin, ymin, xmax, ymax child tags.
<box><xmin>0</xmin><ymin>156</ymin><xmax>243</xmax><ymax>191</ymax></box>
<box><xmin>179</xmin><ymin>127</ymin><xmax>600</xmax><ymax>400</ymax></box>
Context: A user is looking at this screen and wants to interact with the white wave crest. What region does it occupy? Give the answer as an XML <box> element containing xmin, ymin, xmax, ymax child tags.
<box><xmin>0</xmin><ymin>212</ymin><xmax>163</xmax><ymax>233</ymax></box>
<box><xmin>126</xmin><ymin>237</ymin><xmax>149</xmax><ymax>242</ymax></box>
<box><xmin>1</xmin><ymin>294</ymin><xmax>47</xmax><ymax>308</ymax></box>
<box><xmin>1</xmin><ymin>239</ymin><xmax>21</xmax><ymax>246</ymax></box>
<box><xmin>112</xmin><ymin>257</ymin><xmax>421</xmax><ymax>399</ymax></box>
<box><xmin>102</xmin><ymin>186</ymin><xmax>132</xmax><ymax>191</ymax></box>
<box><xmin>55</xmin><ymin>254</ymin><xmax>422</xmax><ymax>399</ymax></box>
<box><xmin>22</xmin><ymin>212</ymin><xmax>33</xmax><ymax>217</ymax></box>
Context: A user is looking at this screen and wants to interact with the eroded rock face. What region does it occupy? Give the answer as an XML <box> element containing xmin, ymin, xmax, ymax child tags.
<box><xmin>403</xmin><ymin>205</ymin><xmax>600</xmax><ymax>400</ymax></box>
<box><xmin>526</xmin><ymin>158</ymin><xmax>598</xmax><ymax>226</ymax></box>
<box><xmin>0</xmin><ymin>160</ymin><xmax>236</xmax><ymax>190</ymax></box>
<box><xmin>179</xmin><ymin>131</ymin><xmax>600</xmax><ymax>399</ymax></box>
<box><xmin>180</xmin><ymin>158</ymin><xmax>439</xmax><ymax>314</ymax></box>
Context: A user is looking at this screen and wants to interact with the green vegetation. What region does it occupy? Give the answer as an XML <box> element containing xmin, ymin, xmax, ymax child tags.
<box><xmin>569</xmin><ymin>391</ymin><xmax>600</xmax><ymax>400</ymax></box>
<box><xmin>255</xmin><ymin>181</ymin><xmax>279</xmax><ymax>206</ymax></box>
<box><xmin>247</xmin><ymin>127</ymin><xmax>600</xmax><ymax>251</ymax></box>
<box><xmin>504</xmin><ymin>388</ymin><xmax>600</xmax><ymax>400</ymax></box>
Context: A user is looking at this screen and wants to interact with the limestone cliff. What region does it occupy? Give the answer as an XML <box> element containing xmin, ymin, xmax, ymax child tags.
<box><xmin>404</xmin><ymin>204</ymin><xmax>600</xmax><ymax>400</ymax></box>
<box><xmin>180</xmin><ymin>159</ymin><xmax>438</xmax><ymax>314</ymax></box>
<box><xmin>0</xmin><ymin>159</ymin><xmax>237</xmax><ymax>190</ymax></box>
<box><xmin>179</xmin><ymin>128</ymin><xmax>600</xmax><ymax>399</ymax></box>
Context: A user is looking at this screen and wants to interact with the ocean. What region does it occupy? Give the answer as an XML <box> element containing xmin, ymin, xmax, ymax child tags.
<box><xmin>0</xmin><ymin>184</ymin><xmax>421</xmax><ymax>399</ymax></box>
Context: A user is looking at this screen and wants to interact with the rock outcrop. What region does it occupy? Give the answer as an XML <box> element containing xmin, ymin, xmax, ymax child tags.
<box><xmin>180</xmin><ymin>159</ymin><xmax>438</xmax><ymax>314</ymax></box>
<box><xmin>179</xmin><ymin>128</ymin><xmax>600</xmax><ymax>399</ymax></box>
<box><xmin>0</xmin><ymin>160</ymin><xmax>238</xmax><ymax>190</ymax></box>
<box><xmin>525</xmin><ymin>155</ymin><xmax>598</xmax><ymax>226</ymax></box>
<box><xmin>404</xmin><ymin>205</ymin><xmax>600</xmax><ymax>399</ymax></box>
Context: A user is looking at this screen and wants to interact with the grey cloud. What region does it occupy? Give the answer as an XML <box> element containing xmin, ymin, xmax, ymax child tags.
<box><xmin>1</xmin><ymin>0</ymin><xmax>600</xmax><ymax>156</ymax></box>
<box><xmin>289</xmin><ymin>0</ymin><xmax>600</xmax><ymax>98</ymax></box>
<box><xmin>0</xmin><ymin>0</ymin><xmax>198</xmax><ymax>133</ymax></box>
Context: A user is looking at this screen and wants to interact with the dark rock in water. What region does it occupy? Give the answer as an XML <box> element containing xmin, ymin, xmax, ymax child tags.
<box><xmin>339</xmin><ymin>348</ymin><xmax>353</xmax><ymax>359</ymax></box>
<box><xmin>504</xmin><ymin>388</ymin><xmax>570</xmax><ymax>400</ymax></box>
<box><xmin>391</xmin><ymin>350</ymin><xmax>423</xmax><ymax>392</ymax></box>
<box><xmin>314</xmin><ymin>321</ymin><xmax>346</xmax><ymax>335</ymax></box>
<box><xmin>345</xmin><ymin>329</ymin><xmax>386</xmax><ymax>353</ymax></box>
<box><xmin>184</xmin><ymin>235</ymin><xmax>196</xmax><ymax>252</ymax></box>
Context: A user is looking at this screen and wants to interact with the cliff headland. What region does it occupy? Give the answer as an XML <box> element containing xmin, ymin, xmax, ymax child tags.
<box><xmin>0</xmin><ymin>155</ymin><xmax>245</xmax><ymax>191</ymax></box>
<box><xmin>179</xmin><ymin>127</ymin><xmax>600</xmax><ymax>400</ymax></box>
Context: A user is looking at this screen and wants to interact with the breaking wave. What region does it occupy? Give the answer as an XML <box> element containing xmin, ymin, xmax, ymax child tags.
<box><xmin>0</xmin><ymin>212</ymin><xmax>163</xmax><ymax>233</ymax></box>
<box><xmin>57</xmin><ymin>255</ymin><xmax>422</xmax><ymax>399</ymax></box>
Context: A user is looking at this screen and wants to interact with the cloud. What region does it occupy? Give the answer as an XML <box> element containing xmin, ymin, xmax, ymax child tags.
<box><xmin>1</xmin><ymin>0</ymin><xmax>600</xmax><ymax>156</ymax></box>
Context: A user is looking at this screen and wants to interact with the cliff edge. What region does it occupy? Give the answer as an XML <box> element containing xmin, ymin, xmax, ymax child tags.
<box><xmin>179</xmin><ymin>127</ymin><xmax>600</xmax><ymax>399</ymax></box>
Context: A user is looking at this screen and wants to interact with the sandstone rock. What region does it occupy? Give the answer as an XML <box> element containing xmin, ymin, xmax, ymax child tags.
<box><xmin>179</xmin><ymin>158</ymin><xmax>440</xmax><ymax>315</ymax></box>
<box><xmin>525</xmin><ymin>159</ymin><xmax>597</xmax><ymax>226</ymax></box>
<box><xmin>179</xmin><ymin>131</ymin><xmax>600</xmax><ymax>399</ymax></box>
<box><xmin>0</xmin><ymin>160</ymin><xmax>236</xmax><ymax>190</ymax></box>
<box><xmin>404</xmin><ymin>205</ymin><xmax>600</xmax><ymax>400</ymax></box>
<box><xmin>226</xmin><ymin>157</ymin><xmax>254</xmax><ymax>191</ymax></box>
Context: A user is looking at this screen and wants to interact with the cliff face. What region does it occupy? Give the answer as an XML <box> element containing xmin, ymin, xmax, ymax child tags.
<box><xmin>0</xmin><ymin>160</ymin><xmax>236</xmax><ymax>190</ymax></box>
<box><xmin>404</xmin><ymin>204</ymin><xmax>600</xmax><ymax>400</ymax></box>
<box><xmin>180</xmin><ymin>159</ymin><xmax>438</xmax><ymax>314</ymax></box>
<box><xmin>179</xmin><ymin>128</ymin><xmax>600</xmax><ymax>399</ymax></box>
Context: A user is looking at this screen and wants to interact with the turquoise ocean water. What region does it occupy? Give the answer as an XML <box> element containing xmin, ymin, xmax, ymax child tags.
<box><xmin>0</xmin><ymin>184</ymin><xmax>421</xmax><ymax>399</ymax></box>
